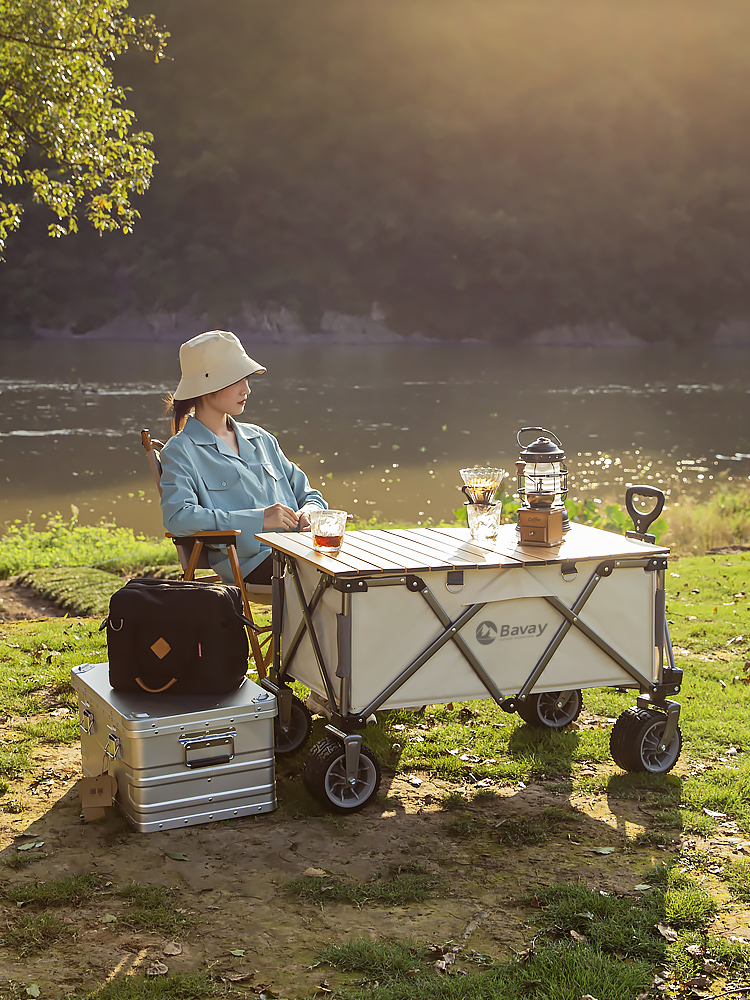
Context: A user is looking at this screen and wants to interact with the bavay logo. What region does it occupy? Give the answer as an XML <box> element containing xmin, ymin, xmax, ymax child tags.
<box><xmin>475</xmin><ymin>621</ymin><xmax>549</xmax><ymax>644</ymax></box>
<box><xmin>475</xmin><ymin>621</ymin><xmax>497</xmax><ymax>645</ymax></box>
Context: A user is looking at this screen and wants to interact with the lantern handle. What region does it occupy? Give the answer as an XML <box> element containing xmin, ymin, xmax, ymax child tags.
<box><xmin>516</xmin><ymin>426</ymin><xmax>564</xmax><ymax>449</ymax></box>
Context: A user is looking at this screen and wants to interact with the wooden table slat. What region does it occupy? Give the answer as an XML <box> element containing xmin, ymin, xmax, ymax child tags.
<box><xmin>257</xmin><ymin>522</ymin><xmax>668</xmax><ymax>577</ymax></box>
<box><xmin>376</xmin><ymin>527</ymin><xmax>520</xmax><ymax>569</ymax></box>
<box><xmin>255</xmin><ymin>531</ymin><xmax>379</xmax><ymax>575</ymax></box>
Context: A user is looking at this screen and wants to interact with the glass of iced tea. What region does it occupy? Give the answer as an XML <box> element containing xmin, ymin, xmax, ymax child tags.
<box><xmin>309</xmin><ymin>509</ymin><xmax>348</xmax><ymax>555</ymax></box>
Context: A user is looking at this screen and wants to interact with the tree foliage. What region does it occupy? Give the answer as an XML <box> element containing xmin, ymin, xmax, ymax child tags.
<box><xmin>0</xmin><ymin>0</ymin><xmax>167</xmax><ymax>255</ymax></box>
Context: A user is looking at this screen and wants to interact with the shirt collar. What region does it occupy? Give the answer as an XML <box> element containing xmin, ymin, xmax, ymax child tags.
<box><xmin>182</xmin><ymin>414</ymin><xmax>262</xmax><ymax>454</ymax></box>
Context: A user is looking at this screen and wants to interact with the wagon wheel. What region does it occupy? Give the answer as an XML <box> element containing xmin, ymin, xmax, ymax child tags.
<box><xmin>274</xmin><ymin>695</ymin><xmax>312</xmax><ymax>755</ymax></box>
<box><xmin>610</xmin><ymin>706</ymin><xmax>682</xmax><ymax>774</ymax></box>
<box><xmin>303</xmin><ymin>737</ymin><xmax>381</xmax><ymax>813</ymax></box>
<box><xmin>516</xmin><ymin>689</ymin><xmax>583</xmax><ymax>729</ymax></box>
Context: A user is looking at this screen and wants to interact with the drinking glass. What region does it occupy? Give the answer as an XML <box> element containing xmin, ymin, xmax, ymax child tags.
<box><xmin>466</xmin><ymin>503</ymin><xmax>501</xmax><ymax>543</ymax></box>
<box><xmin>309</xmin><ymin>509</ymin><xmax>348</xmax><ymax>554</ymax></box>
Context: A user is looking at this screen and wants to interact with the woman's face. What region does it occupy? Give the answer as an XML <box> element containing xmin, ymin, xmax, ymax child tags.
<box><xmin>206</xmin><ymin>377</ymin><xmax>251</xmax><ymax>416</ymax></box>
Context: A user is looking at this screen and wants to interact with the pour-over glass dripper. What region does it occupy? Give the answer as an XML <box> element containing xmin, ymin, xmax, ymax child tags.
<box><xmin>459</xmin><ymin>467</ymin><xmax>506</xmax><ymax>505</ymax></box>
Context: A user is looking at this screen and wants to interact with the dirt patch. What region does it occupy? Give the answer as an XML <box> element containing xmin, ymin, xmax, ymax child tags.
<box><xmin>0</xmin><ymin>578</ymin><xmax>69</xmax><ymax>623</ymax></box>
<box><xmin>0</xmin><ymin>587</ymin><xmax>747</xmax><ymax>997</ymax></box>
<box><xmin>1</xmin><ymin>734</ymin><xmax>737</xmax><ymax>999</ymax></box>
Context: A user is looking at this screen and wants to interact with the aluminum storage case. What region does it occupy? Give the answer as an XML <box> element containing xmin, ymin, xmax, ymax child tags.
<box><xmin>71</xmin><ymin>662</ymin><xmax>277</xmax><ymax>832</ymax></box>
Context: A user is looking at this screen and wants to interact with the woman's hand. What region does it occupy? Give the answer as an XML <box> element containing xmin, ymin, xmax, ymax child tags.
<box><xmin>263</xmin><ymin>503</ymin><xmax>300</xmax><ymax>531</ymax></box>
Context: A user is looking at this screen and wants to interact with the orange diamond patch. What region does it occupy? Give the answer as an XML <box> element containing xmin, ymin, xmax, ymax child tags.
<box><xmin>150</xmin><ymin>637</ymin><xmax>171</xmax><ymax>659</ymax></box>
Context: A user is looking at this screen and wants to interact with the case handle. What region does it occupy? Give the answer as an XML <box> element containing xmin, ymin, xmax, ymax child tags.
<box><xmin>179</xmin><ymin>730</ymin><xmax>236</xmax><ymax>769</ymax></box>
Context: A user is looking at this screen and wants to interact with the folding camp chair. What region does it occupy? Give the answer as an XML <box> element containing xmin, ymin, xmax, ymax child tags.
<box><xmin>141</xmin><ymin>428</ymin><xmax>273</xmax><ymax>678</ymax></box>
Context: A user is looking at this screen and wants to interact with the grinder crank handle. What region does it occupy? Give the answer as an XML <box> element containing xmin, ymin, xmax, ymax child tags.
<box><xmin>625</xmin><ymin>485</ymin><xmax>665</xmax><ymax>541</ymax></box>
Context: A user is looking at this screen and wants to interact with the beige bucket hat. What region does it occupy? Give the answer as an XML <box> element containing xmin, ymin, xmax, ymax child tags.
<box><xmin>174</xmin><ymin>331</ymin><xmax>266</xmax><ymax>400</ymax></box>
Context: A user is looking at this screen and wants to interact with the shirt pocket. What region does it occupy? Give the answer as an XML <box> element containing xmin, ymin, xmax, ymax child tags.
<box><xmin>203</xmin><ymin>467</ymin><xmax>242</xmax><ymax>493</ymax></box>
<box><xmin>261</xmin><ymin>462</ymin><xmax>280</xmax><ymax>482</ymax></box>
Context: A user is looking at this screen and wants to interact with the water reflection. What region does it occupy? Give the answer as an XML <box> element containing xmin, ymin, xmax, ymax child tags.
<box><xmin>0</xmin><ymin>338</ymin><xmax>747</xmax><ymax>536</ymax></box>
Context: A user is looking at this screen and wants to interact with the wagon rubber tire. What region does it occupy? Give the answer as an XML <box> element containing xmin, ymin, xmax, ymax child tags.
<box><xmin>515</xmin><ymin>689</ymin><xmax>583</xmax><ymax>729</ymax></box>
<box><xmin>303</xmin><ymin>737</ymin><xmax>381</xmax><ymax>813</ymax></box>
<box><xmin>610</xmin><ymin>706</ymin><xmax>682</xmax><ymax>774</ymax></box>
<box><xmin>274</xmin><ymin>695</ymin><xmax>312</xmax><ymax>755</ymax></box>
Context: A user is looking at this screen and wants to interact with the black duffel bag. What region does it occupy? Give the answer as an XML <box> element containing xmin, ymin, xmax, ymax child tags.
<box><xmin>102</xmin><ymin>578</ymin><xmax>250</xmax><ymax>695</ymax></box>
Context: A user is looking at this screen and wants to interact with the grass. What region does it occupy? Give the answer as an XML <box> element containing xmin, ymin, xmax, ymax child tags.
<box><xmin>284</xmin><ymin>868</ymin><xmax>436</xmax><ymax>907</ymax></box>
<box><xmin>0</xmin><ymin>507</ymin><xmax>748</xmax><ymax>999</ymax></box>
<box><xmin>315</xmin><ymin>935</ymin><xmax>654</xmax><ymax>1000</ymax></box>
<box><xmin>15</xmin><ymin>566</ymin><xmax>126</xmax><ymax>617</ymax></box>
<box><xmin>1</xmin><ymin>872</ymin><xmax>102</xmax><ymax>908</ymax></box>
<box><xmin>117</xmin><ymin>882</ymin><xmax>195</xmax><ymax>934</ymax></box>
<box><xmin>1</xmin><ymin>911</ymin><xmax>67</xmax><ymax>956</ymax></box>
<box><xmin>0</xmin><ymin>510</ymin><xmax>177</xmax><ymax>579</ymax></box>
<box><xmin>0</xmin><ymin>878</ymin><xmax>193</xmax><ymax>959</ymax></box>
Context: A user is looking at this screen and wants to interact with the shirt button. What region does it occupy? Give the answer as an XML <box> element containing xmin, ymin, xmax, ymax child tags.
<box><xmin>221</xmin><ymin>481</ymin><xmax>227</xmax><ymax>487</ymax></box>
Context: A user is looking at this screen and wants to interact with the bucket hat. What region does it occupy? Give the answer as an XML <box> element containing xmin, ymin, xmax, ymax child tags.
<box><xmin>174</xmin><ymin>331</ymin><xmax>266</xmax><ymax>400</ymax></box>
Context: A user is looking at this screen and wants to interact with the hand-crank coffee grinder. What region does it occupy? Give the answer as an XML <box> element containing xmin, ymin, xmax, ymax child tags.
<box><xmin>515</xmin><ymin>427</ymin><xmax>570</xmax><ymax>546</ymax></box>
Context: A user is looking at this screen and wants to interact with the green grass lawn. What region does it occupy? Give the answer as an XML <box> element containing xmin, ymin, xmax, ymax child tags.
<box><xmin>0</xmin><ymin>507</ymin><xmax>749</xmax><ymax>999</ymax></box>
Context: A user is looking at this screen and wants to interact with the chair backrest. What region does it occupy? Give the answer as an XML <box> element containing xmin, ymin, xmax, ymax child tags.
<box><xmin>141</xmin><ymin>427</ymin><xmax>208</xmax><ymax>573</ymax></box>
<box><xmin>141</xmin><ymin>429</ymin><xmax>165</xmax><ymax>497</ymax></box>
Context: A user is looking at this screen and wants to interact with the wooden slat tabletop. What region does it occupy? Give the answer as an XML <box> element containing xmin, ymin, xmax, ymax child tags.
<box><xmin>256</xmin><ymin>522</ymin><xmax>668</xmax><ymax>578</ymax></box>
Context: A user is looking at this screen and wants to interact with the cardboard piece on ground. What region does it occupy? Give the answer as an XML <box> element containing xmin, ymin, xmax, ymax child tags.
<box><xmin>79</xmin><ymin>773</ymin><xmax>118</xmax><ymax>822</ymax></box>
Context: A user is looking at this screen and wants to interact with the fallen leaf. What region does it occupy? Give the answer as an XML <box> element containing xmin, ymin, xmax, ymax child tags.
<box><xmin>146</xmin><ymin>962</ymin><xmax>169</xmax><ymax>976</ymax></box>
<box><xmin>703</xmin><ymin>808</ymin><xmax>727</xmax><ymax>818</ymax></box>
<box><xmin>408</xmin><ymin>776</ymin><xmax>423</xmax><ymax>787</ymax></box>
<box><xmin>581</xmin><ymin>995</ymin><xmax>600</xmax><ymax>1000</ymax></box>
<box><xmin>303</xmin><ymin>867</ymin><xmax>330</xmax><ymax>878</ymax></box>
<box><xmin>656</xmin><ymin>923</ymin><xmax>678</xmax><ymax>942</ymax></box>
<box><xmin>100</xmin><ymin>914</ymin><xmax>117</xmax><ymax>923</ymax></box>
<box><xmin>165</xmin><ymin>852</ymin><xmax>190</xmax><ymax>862</ymax></box>
<box><xmin>633</xmin><ymin>884</ymin><xmax>652</xmax><ymax>891</ymax></box>
<box><xmin>570</xmin><ymin>930</ymin><xmax>586</xmax><ymax>942</ymax></box>
<box><xmin>163</xmin><ymin>942</ymin><xmax>182</xmax><ymax>956</ymax></box>
<box><xmin>591</xmin><ymin>847</ymin><xmax>616</xmax><ymax>855</ymax></box>
<box><xmin>685</xmin><ymin>944</ymin><xmax>703</xmax><ymax>958</ymax></box>
<box><xmin>26</xmin><ymin>988</ymin><xmax>41</xmax><ymax>999</ymax></box>
<box><xmin>18</xmin><ymin>841</ymin><xmax>44</xmax><ymax>851</ymax></box>
<box><xmin>229</xmin><ymin>949</ymin><xmax>246</xmax><ymax>957</ymax></box>
<box><xmin>685</xmin><ymin>975</ymin><xmax>711</xmax><ymax>989</ymax></box>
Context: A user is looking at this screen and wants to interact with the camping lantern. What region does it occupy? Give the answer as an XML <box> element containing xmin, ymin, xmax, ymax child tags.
<box><xmin>515</xmin><ymin>427</ymin><xmax>569</xmax><ymax>546</ymax></box>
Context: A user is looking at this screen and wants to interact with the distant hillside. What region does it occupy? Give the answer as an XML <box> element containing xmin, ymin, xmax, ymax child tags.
<box><xmin>2</xmin><ymin>0</ymin><xmax>750</xmax><ymax>343</ymax></box>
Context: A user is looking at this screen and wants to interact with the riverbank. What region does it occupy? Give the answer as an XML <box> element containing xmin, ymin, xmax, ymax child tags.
<box><xmin>25</xmin><ymin>308</ymin><xmax>750</xmax><ymax>348</ymax></box>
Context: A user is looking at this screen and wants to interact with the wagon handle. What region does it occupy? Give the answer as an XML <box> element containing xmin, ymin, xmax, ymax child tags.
<box><xmin>625</xmin><ymin>486</ymin><xmax>665</xmax><ymax>538</ymax></box>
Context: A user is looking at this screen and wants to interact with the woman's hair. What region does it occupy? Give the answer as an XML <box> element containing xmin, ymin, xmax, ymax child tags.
<box><xmin>164</xmin><ymin>393</ymin><xmax>198</xmax><ymax>436</ymax></box>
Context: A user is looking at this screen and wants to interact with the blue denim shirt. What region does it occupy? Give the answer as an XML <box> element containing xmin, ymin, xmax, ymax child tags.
<box><xmin>160</xmin><ymin>414</ymin><xmax>327</xmax><ymax>582</ymax></box>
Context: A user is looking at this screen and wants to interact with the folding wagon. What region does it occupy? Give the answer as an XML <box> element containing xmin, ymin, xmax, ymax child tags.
<box><xmin>258</xmin><ymin>488</ymin><xmax>682</xmax><ymax>813</ymax></box>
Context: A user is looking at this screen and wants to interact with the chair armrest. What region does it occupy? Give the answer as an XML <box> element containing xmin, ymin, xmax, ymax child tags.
<box><xmin>167</xmin><ymin>530</ymin><xmax>241</xmax><ymax>546</ymax></box>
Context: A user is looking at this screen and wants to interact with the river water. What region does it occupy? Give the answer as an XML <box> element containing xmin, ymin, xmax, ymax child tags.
<box><xmin>0</xmin><ymin>338</ymin><xmax>748</xmax><ymax>538</ymax></box>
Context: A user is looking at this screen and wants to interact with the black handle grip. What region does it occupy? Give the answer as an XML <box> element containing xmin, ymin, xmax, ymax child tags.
<box><xmin>625</xmin><ymin>486</ymin><xmax>665</xmax><ymax>534</ymax></box>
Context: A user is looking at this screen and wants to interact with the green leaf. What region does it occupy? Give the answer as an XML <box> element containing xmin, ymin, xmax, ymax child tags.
<box><xmin>229</xmin><ymin>949</ymin><xmax>246</xmax><ymax>956</ymax></box>
<box><xmin>165</xmin><ymin>852</ymin><xmax>191</xmax><ymax>861</ymax></box>
<box><xmin>18</xmin><ymin>841</ymin><xmax>44</xmax><ymax>851</ymax></box>
<box><xmin>590</xmin><ymin>847</ymin><xmax>616</xmax><ymax>855</ymax></box>
<box><xmin>26</xmin><ymin>987</ymin><xmax>41</xmax><ymax>999</ymax></box>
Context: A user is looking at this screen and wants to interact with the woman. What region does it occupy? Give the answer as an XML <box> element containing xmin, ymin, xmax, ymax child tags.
<box><xmin>160</xmin><ymin>329</ymin><xmax>327</xmax><ymax>584</ymax></box>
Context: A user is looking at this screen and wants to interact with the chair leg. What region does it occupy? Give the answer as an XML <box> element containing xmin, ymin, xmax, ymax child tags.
<box><xmin>183</xmin><ymin>539</ymin><xmax>203</xmax><ymax>581</ymax></box>
<box><xmin>226</xmin><ymin>544</ymin><xmax>267</xmax><ymax>680</ymax></box>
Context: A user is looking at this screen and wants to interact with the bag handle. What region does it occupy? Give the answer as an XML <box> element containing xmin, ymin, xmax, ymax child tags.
<box><xmin>135</xmin><ymin>676</ymin><xmax>178</xmax><ymax>693</ymax></box>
